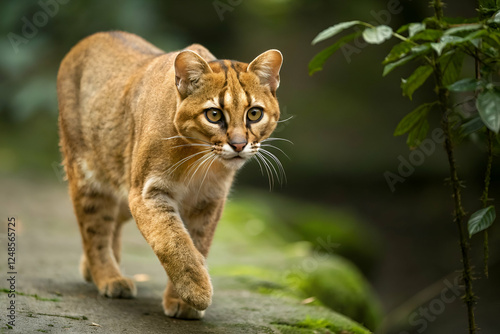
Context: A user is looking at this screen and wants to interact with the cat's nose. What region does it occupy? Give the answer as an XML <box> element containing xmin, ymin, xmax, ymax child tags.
<box><xmin>229</xmin><ymin>141</ymin><xmax>247</xmax><ymax>153</ymax></box>
<box><xmin>229</xmin><ymin>139</ymin><xmax>247</xmax><ymax>153</ymax></box>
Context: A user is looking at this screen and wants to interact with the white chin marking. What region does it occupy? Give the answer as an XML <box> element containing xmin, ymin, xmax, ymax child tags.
<box><xmin>221</xmin><ymin>157</ymin><xmax>247</xmax><ymax>169</ymax></box>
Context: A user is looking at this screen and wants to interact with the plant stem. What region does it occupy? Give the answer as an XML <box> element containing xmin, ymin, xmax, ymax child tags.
<box><xmin>475</xmin><ymin>40</ymin><xmax>493</xmax><ymax>279</ymax></box>
<box><xmin>432</xmin><ymin>2</ymin><xmax>476</xmax><ymax>333</ymax></box>
<box><xmin>433</xmin><ymin>0</ymin><xmax>445</xmax><ymax>21</ymax></box>
<box><xmin>480</xmin><ymin>129</ymin><xmax>493</xmax><ymax>278</ymax></box>
<box><xmin>434</xmin><ymin>59</ymin><xmax>477</xmax><ymax>334</ymax></box>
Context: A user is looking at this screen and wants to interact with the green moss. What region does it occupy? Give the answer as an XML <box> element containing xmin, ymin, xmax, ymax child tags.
<box><xmin>272</xmin><ymin>315</ymin><xmax>372</xmax><ymax>334</ymax></box>
<box><xmin>223</xmin><ymin>191</ymin><xmax>382</xmax><ymax>275</ymax></box>
<box><xmin>31</xmin><ymin>313</ymin><xmax>88</xmax><ymax>321</ymax></box>
<box><xmin>294</xmin><ymin>259</ymin><xmax>382</xmax><ymax>330</ymax></box>
<box><xmin>211</xmin><ymin>190</ymin><xmax>383</xmax><ymax>331</ymax></box>
<box><xmin>0</xmin><ymin>289</ymin><xmax>60</xmax><ymax>302</ymax></box>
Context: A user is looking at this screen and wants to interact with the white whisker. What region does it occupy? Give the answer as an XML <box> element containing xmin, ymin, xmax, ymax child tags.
<box><xmin>172</xmin><ymin>143</ymin><xmax>212</xmax><ymax>149</ymax></box>
<box><xmin>256</xmin><ymin>152</ymin><xmax>275</xmax><ymax>190</ymax></box>
<box><xmin>187</xmin><ymin>153</ymin><xmax>215</xmax><ymax>186</ymax></box>
<box><xmin>162</xmin><ymin>135</ymin><xmax>212</xmax><ymax>145</ymax></box>
<box><xmin>259</xmin><ymin>151</ymin><xmax>281</xmax><ymax>186</ymax></box>
<box><xmin>262</xmin><ymin>137</ymin><xmax>294</xmax><ymax>145</ymax></box>
<box><xmin>198</xmin><ymin>155</ymin><xmax>218</xmax><ymax>194</ymax></box>
<box><xmin>260</xmin><ymin>149</ymin><xmax>287</xmax><ymax>184</ymax></box>
<box><xmin>261</xmin><ymin>144</ymin><xmax>290</xmax><ymax>160</ymax></box>
<box><xmin>252</xmin><ymin>154</ymin><xmax>265</xmax><ymax>176</ymax></box>
<box><xmin>167</xmin><ymin>149</ymin><xmax>212</xmax><ymax>175</ymax></box>
<box><xmin>276</xmin><ymin>115</ymin><xmax>294</xmax><ymax>123</ymax></box>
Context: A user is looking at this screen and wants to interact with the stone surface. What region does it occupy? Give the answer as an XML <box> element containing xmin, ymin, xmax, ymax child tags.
<box><xmin>0</xmin><ymin>177</ymin><xmax>372</xmax><ymax>333</ymax></box>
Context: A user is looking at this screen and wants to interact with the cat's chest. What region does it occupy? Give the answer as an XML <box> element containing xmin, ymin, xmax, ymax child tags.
<box><xmin>176</xmin><ymin>174</ymin><xmax>230</xmax><ymax>209</ymax></box>
<box><xmin>174</xmin><ymin>175</ymin><xmax>230</xmax><ymax>227</ymax></box>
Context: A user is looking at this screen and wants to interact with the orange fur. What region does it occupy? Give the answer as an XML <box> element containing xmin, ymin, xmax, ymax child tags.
<box><xmin>57</xmin><ymin>31</ymin><xmax>282</xmax><ymax>319</ymax></box>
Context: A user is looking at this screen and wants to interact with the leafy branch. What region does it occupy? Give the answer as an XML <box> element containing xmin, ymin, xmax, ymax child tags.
<box><xmin>309</xmin><ymin>1</ymin><xmax>500</xmax><ymax>333</ymax></box>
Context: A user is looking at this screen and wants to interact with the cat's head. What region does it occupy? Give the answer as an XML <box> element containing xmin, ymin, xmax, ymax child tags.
<box><xmin>173</xmin><ymin>49</ymin><xmax>283</xmax><ymax>170</ymax></box>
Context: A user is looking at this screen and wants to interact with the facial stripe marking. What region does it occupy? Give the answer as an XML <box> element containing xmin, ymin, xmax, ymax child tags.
<box><xmin>230</xmin><ymin>62</ymin><xmax>241</xmax><ymax>80</ymax></box>
<box><xmin>245</xmin><ymin>91</ymin><xmax>252</xmax><ymax>108</ymax></box>
<box><xmin>218</xmin><ymin>88</ymin><xmax>226</xmax><ymax>110</ymax></box>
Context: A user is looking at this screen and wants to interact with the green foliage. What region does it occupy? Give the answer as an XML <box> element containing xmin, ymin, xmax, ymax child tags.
<box><xmin>448</xmin><ymin>78</ymin><xmax>482</xmax><ymax>92</ymax></box>
<box><xmin>311</xmin><ymin>21</ymin><xmax>363</xmax><ymax>45</ymax></box>
<box><xmin>310</xmin><ymin>3</ymin><xmax>500</xmax><ymax>333</ymax></box>
<box><xmin>382</xmin><ymin>45</ymin><xmax>431</xmax><ymax>76</ymax></box>
<box><xmin>460</xmin><ymin>115</ymin><xmax>486</xmax><ymax>137</ymax></box>
<box><xmin>309</xmin><ymin>6</ymin><xmax>500</xmax><ymax>146</ymax></box>
<box><xmin>439</xmin><ymin>51</ymin><xmax>464</xmax><ymax>86</ymax></box>
<box><xmin>411</xmin><ymin>29</ymin><xmax>443</xmax><ymax>42</ymax></box>
<box><xmin>468</xmin><ymin>206</ymin><xmax>496</xmax><ymax>237</ymax></box>
<box><xmin>309</xmin><ymin>32</ymin><xmax>362</xmax><ymax>75</ymax></box>
<box><xmin>476</xmin><ymin>88</ymin><xmax>500</xmax><ymax>133</ymax></box>
<box><xmin>362</xmin><ymin>25</ymin><xmax>393</xmax><ymax>45</ymax></box>
<box><xmin>401</xmin><ymin>65</ymin><xmax>434</xmax><ymax>100</ymax></box>
<box><xmin>393</xmin><ymin>104</ymin><xmax>430</xmax><ymax>136</ymax></box>
<box><xmin>383</xmin><ymin>41</ymin><xmax>412</xmax><ymax>64</ymax></box>
<box><xmin>394</xmin><ymin>102</ymin><xmax>435</xmax><ymax>147</ymax></box>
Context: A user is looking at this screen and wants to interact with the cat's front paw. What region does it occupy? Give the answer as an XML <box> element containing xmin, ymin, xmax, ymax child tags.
<box><xmin>163</xmin><ymin>294</ymin><xmax>205</xmax><ymax>319</ymax></box>
<box><xmin>79</xmin><ymin>255</ymin><xmax>92</xmax><ymax>283</ymax></box>
<box><xmin>174</xmin><ymin>264</ymin><xmax>213</xmax><ymax>311</ymax></box>
<box><xmin>98</xmin><ymin>277</ymin><xmax>137</xmax><ymax>298</ymax></box>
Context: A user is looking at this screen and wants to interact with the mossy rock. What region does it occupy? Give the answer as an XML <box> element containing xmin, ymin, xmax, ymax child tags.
<box><xmin>224</xmin><ymin>190</ymin><xmax>383</xmax><ymax>275</ymax></box>
<box><xmin>293</xmin><ymin>257</ymin><xmax>382</xmax><ymax>330</ymax></box>
<box><xmin>210</xmin><ymin>191</ymin><xmax>383</xmax><ymax>331</ymax></box>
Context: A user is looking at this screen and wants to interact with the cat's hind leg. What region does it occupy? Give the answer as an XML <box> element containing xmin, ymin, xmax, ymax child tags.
<box><xmin>112</xmin><ymin>201</ymin><xmax>132</xmax><ymax>265</ymax></box>
<box><xmin>68</xmin><ymin>167</ymin><xmax>136</xmax><ymax>298</ymax></box>
<box><xmin>79</xmin><ymin>201</ymin><xmax>131</xmax><ymax>283</ymax></box>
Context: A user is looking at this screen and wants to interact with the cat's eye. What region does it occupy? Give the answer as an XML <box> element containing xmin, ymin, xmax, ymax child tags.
<box><xmin>247</xmin><ymin>108</ymin><xmax>263</xmax><ymax>123</ymax></box>
<box><xmin>205</xmin><ymin>108</ymin><xmax>223</xmax><ymax>123</ymax></box>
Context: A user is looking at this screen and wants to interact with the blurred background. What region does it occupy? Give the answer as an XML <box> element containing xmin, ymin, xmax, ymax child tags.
<box><xmin>1</xmin><ymin>0</ymin><xmax>499</xmax><ymax>333</ymax></box>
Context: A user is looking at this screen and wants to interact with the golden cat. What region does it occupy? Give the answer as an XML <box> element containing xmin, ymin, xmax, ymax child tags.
<box><xmin>57</xmin><ymin>31</ymin><xmax>283</xmax><ymax>319</ymax></box>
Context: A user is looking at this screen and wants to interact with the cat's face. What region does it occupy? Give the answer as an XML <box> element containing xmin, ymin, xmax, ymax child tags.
<box><xmin>174</xmin><ymin>50</ymin><xmax>282</xmax><ymax>170</ymax></box>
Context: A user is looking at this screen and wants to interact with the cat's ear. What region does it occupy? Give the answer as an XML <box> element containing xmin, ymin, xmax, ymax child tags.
<box><xmin>174</xmin><ymin>50</ymin><xmax>212</xmax><ymax>98</ymax></box>
<box><xmin>247</xmin><ymin>49</ymin><xmax>283</xmax><ymax>94</ymax></box>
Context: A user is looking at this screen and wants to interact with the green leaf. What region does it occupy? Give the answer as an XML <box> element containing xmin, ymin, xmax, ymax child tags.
<box><xmin>476</xmin><ymin>89</ymin><xmax>500</xmax><ymax>133</ymax></box>
<box><xmin>394</xmin><ymin>102</ymin><xmax>434</xmax><ymax>136</ymax></box>
<box><xmin>383</xmin><ymin>55</ymin><xmax>415</xmax><ymax>76</ymax></box>
<box><xmin>468</xmin><ymin>206</ymin><xmax>496</xmax><ymax>237</ymax></box>
<box><xmin>410</xmin><ymin>29</ymin><xmax>443</xmax><ymax>42</ymax></box>
<box><xmin>409</xmin><ymin>23</ymin><xmax>425</xmax><ymax>37</ymax></box>
<box><xmin>382</xmin><ymin>44</ymin><xmax>431</xmax><ymax>76</ymax></box>
<box><xmin>309</xmin><ymin>32</ymin><xmax>362</xmax><ymax>75</ymax></box>
<box><xmin>401</xmin><ymin>65</ymin><xmax>434</xmax><ymax>100</ymax></box>
<box><xmin>362</xmin><ymin>25</ymin><xmax>393</xmax><ymax>45</ymax></box>
<box><xmin>396</xmin><ymin>23</ymin><xmax>411</xmax><ymax>34</ymax></box>
<box><xmin>312</xmin><ymin>21</ymin><xmax>362</xmax><ymax>45</ymax></box>
<box><xmin>489</xmin><ymin>10</ymin><xmax>500</xmax><ymax>23</ymax></box>
<box><xmin>431</xmin><ymin>35</ymin><xmax>464</xmax><ymax>55</ymax></box>
<box><xmin>443</xmin><ymin>16</ymin><xmax>479</xmax><ymax>25</ymax></box>
<box><xmin>460</xmin><ymin>116</ymin><xmax>485</xmax><ymax>137</ymax></box>
<box><xmin>482</xmin><ymin>31</ymin><xmax>500</xmax><ymax>47</ymax></box>
<box><xmin>440</xmin><ymin>51</ymin><xmax>464</xmax><ymax>87</ymax></box>
<box><xmin>463</xmin><ymin>29</ymin><xmax>488</xmax><ymax>48</ymax></box>
<box><xmin>444</xmin><ymin>24</ymin><xmax>483</xmax><ymax>35</ymax></box>
<box><xmin>448</xmin><ymin>78</ymin><xmax>481</xmax><ymax>92</ymax></box>
<box><xmin>383</xmin><ymin>41</ymin><xmax>413</xmax><ymax>64</ymax></box>
<box><xmin>407</xmin><ymin>119</ymin><xmax>429</xmax><ymax>148</ymax></box>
